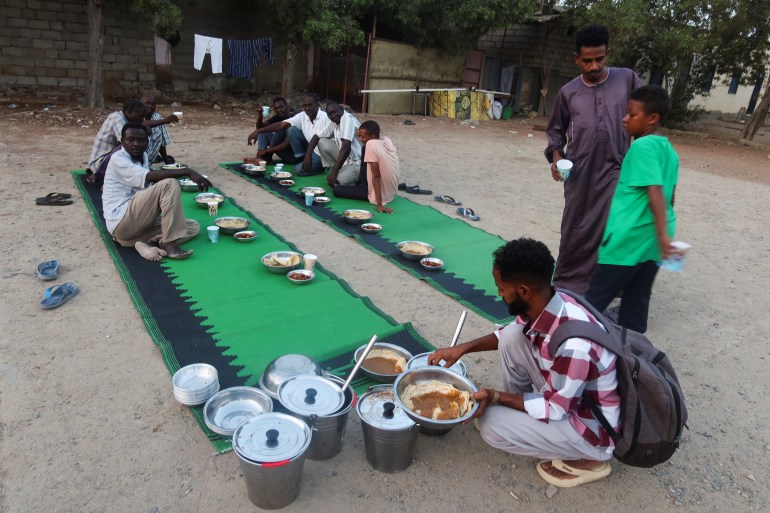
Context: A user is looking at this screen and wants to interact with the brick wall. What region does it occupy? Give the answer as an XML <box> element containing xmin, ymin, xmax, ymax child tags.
<box><xmin>0</xmin><ymin>0</ymin><xmax>155</xmax><ymax>97</ymax></box>
<box><xmin>0</xmin><ymin>0</ymin><xmax>305</xmax><ymax>100</ymax></box>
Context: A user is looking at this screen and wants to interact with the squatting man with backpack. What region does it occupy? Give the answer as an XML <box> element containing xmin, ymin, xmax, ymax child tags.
<box><xmin>430</xmin><ymin>238</ymin><xmax>620</xmax><ymax>488</ymax></box>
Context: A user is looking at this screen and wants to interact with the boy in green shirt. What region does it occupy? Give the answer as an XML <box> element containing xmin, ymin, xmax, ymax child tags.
<box><xmin>585</xmin><ymin>85</ymin><xmax>679</xmax><ymax>333</ymax></box>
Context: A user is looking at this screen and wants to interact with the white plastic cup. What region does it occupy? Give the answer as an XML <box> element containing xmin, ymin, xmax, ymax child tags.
<box><xmin>305</xmin><ymin>192</ymin><xmax>314</xmax><ymax>206</ymax></box>
<box><xmin>261</xmin><ymin>106</ymin><xmax>270</xmax><ymax>117</ymax></box>
<box><xmin>207</xmin><ymin>201</ymin><xmax>218</xmax><ymax>216</ymax></box>
<box><xmin>275</xmin><ymin>163</ymin><xmax>284</xmax><ymax>170</ymax></box>
<box><xmin>303</xmin><ymin>254</ymin><xmax>317</xmax><ymax>271</ymax></box>
<box><xmin>173</xmin><ymin>111</ymin><xmax>183</xmax><ymax>123</ymax></box>
<box><xmin>258</xmin><ymin>160</ymin><xmax>267</xmax><ymax>167</ymax></box>
<box><xmin>659</xmin><ymin>241</ymin><xmax>692</xmax><ymax>272</ymax></box>
<box><xmin>207</xmin><ymin>226</ymin><xmax>219</xmax><ymax>243</ymax></box>
<box><xmin>556</xmin><ymin>159</ymin><xmax>573</xmax><ymax>181</ymax></box>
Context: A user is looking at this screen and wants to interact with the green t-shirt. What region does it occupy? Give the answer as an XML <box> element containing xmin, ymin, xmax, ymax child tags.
<box><xmin>598</xmin><ymin>135</ymin><xmax>679</xmax><ymax>266</ymax></box>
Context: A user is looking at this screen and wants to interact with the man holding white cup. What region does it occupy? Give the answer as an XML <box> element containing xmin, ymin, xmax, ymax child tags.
<box><xmin>245</xmin><ymin>97</ymin><xmax>292</xmax><ymax>164</ymax></box>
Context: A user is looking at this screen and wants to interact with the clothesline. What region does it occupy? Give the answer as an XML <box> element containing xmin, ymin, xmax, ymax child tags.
<box><xmin>193</xmin><ymin>34</ymin><xmax>274</xmax><ymax>78</ymax></box>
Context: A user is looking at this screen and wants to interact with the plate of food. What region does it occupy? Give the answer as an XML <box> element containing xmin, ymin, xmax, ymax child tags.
<box><xmin>279</xmin><ymin>179</ymin><xmax>295</xmax><ymax>187</ymax></box>
<box><xmin>261</xmin><ymin>251</ymin><xmax>304</xmax><ymax>274</ymax></box>
<box><xmin>353</xmin><ymin>342</ymin><xmax>413</xmax><ymax>383</ymax></box>
<box><xmin>178</xmin><ymin>178</ymin><xmax>199</xmax><ymax>192</ymax></box>
<box><xmin>287</xmin><ymin>269</ymin><xmax>315</xmax><ymax>284</ymax></box>
<box><xmin>215</xmin><ymin>216</ymin><xmax>250</xmax><ymax>235</ymax></box>
<box><xmin>419</xmin><ymin>257</ymin><xmax>444</xmax><ymax>271</ymax></box>
<box><xmin>162</xmin><ymin>163</ymin><xmax>188</xmax><ymax>170</ymax></box>
<box><xmin>233</xmin><ymin>230</ymin><xmax>258</xmax><ymax>242</ymax></box>
<box><xmin>342</xmin><ymin>209</ymin><xmax>374</xmax><ymax>225</ymax></box>
<box><xmin>397</xmin><ymin>240</ymin><xmax>434</xmax><ymax>261</ymax></box>
<box><xmin>299</xmin><ymin>186</ymin><xmax>326</xmax><ymax>197</ymax></box>
<box><xmin>361</xmin><ymin>223</ymin><xmax>381</xmax><ymax>233</ymax></box>
<box><xmin>314</xmin><ymin>196</ymin><xmax>330</xmax><ymax>205</ymax></box>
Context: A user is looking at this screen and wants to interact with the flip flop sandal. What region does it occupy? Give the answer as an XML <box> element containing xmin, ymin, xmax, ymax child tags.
<box><xmin>405</xmin><ymin>185</ymin><xmax>432</xmax><ymax>195</ymax></box>
<box><xmin>398</xmin><ymin>182</ymin><xmax>408</xmax><ymax>191</ymax></box>
<box><xmin>165</xmin><ymin>249</ymin><xmax>194</xmax><ymax>260</ymax></box>
<box><xmin>434</xmin><ymin>195</ymin><xmax>462</xmax><ymax>206</ymax></box>
<box><xmin>536</xmin><ymin>460</ymin><xmax>611</xmax><ymax>488</ymax></box>
<box><xmin>36</xmin><ymin>193</ymin><xmax>73</xmax><ymax>206</ymax></box>
<box><xmin>37</xmin><ymin>259</ymin><xmax>59</xmax><ymax>280</ymax></box>
<box><xmin>456</xmin><ymin>207</ymin><xmax>480</xmax><ymax>221</ymax></box>
<box><xmin>40</xmin><ymin>282</ymin><xmax>79</xmax><ymax>309</ymax></box>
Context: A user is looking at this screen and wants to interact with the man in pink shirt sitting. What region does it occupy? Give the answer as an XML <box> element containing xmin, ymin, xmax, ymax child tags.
<box><xmin>332</xmin><ymin>120</ymin><xmax>400</xmax><ymax>214</ymax></box>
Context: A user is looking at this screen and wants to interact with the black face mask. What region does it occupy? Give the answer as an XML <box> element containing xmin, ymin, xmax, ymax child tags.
<box><xmin>506</xmin><ymin>293</ymin><xmax>529</xmax><ymax>317</ymax></box>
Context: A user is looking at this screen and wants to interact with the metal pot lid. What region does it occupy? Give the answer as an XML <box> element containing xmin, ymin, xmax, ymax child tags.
<box><xmin>232</xmin><ymin>412</ymin><xmax>312</xmax><ymax>463</ymax></box>
<box><xmin>356</xmin><ymin>385</ymin><xmax>415</xmax><ymax>430</ymax></box>
<box><xmin>277</xmin><ymin>375</ymin><xmax>344</xmax><ymax>417</ymax></box>
<box><xmin>406</xmin><ymin>353</ymin><xmax>467</xmax><ymax>376</ymax></box>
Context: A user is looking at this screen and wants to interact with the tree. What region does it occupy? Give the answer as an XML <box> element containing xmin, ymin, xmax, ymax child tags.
<box><xmin>375</xmin><ymin>0</ymin><xmax>539</xmax><ymax>53</ymax></box>
<box><xmin>86</xmin><ymin>0</ymin><xmax>186</xmax><ymax>108</ymax></box>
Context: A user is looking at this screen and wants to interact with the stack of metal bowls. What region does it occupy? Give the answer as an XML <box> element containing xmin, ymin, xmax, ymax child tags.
<box><xmin>172</xmin><ymin>363</ymin><xmax>220</xmax><ymax>406</ymax></box>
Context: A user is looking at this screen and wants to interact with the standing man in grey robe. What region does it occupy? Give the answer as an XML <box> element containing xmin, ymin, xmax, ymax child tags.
<box><xmin>545</xmin><ymin>24</ymin><xmax>642</xmax><ymax>294</ymax></box>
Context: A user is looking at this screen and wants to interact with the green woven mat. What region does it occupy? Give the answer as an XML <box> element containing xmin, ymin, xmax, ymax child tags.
<box><xmin>73</xmin><ymin>170</ymin><xmax>433</xmax><ymax>452</ymax></box>
<box><xmin>220</xmin><ymin>162</ymin><xmax>514</xmax><ymax>324</ymax></box>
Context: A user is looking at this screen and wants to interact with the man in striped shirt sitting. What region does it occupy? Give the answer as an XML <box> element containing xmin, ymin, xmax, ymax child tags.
<box><xmin>430</xmin><ymin>237</ymin><xmax>620</xmax><ymax>488</ymax></box>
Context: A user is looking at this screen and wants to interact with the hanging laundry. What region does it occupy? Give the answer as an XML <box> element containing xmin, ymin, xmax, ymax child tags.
<box><xmin>252</xmin><ymin>38</ymin><xmax>273</xmax><ymax>67</ymax></box>
<box><xmin>154</xmin><ymin>36</ymin><xmax>172</xmax><ymax>66</ymax></box>
<box><xmin>194</xmin><ymin>34</ymin><xmax>223</xmax><ymax>74</ymax></box>
<box><xmin>226</xmin><ymin>39</ymin><xmax>255</xmax><ymax>79</ymax></box>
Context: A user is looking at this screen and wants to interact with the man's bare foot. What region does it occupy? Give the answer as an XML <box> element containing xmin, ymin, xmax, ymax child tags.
<box><xmin>135</xmin><ymin>241</ymin><xmax>167</xmax><ymax>261</ymax></box>
<box><xmin>160</xmin><ymin>241</ymin><xmax>193</xmax><ymax>259</ymax></box>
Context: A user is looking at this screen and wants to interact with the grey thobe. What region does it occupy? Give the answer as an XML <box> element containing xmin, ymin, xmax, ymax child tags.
<box><xmin>545</xmin><ymin>67</ymin><xmax>642</xmax><ymax>294</ymax></box>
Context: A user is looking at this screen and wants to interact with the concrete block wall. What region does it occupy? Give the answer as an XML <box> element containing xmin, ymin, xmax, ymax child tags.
<box><xmin>0</xmin><ymin>0</ymin><xmax>155</xmax><ymax>97</ymax></box>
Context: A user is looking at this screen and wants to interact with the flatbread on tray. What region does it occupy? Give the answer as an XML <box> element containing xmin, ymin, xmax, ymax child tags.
<box><xmin>401</xmin><ymin>380</ymin><xmax>473</xmax><ymax>420</ymax></box>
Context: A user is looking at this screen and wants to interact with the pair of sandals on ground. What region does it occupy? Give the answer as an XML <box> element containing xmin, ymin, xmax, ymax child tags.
<box><xmin>36</xmin><ymin>259</ymin><xmax>79</xmax><ymax>309</ymax></box>
<box><xmin>399</xmin><ymin>183</ymin><xmax>481</xmax><ymax>221</ymax></box>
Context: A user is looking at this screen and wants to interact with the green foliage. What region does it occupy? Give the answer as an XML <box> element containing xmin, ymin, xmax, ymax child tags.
<box><xmin>129</xmin><ymin>0</ymin><xmax>189</xmax><ymax>38</ymax></box>
<box><xmin>376</xmin><ymin>0</ymin><xmax>539</xmax><ymax>53</ymax></box>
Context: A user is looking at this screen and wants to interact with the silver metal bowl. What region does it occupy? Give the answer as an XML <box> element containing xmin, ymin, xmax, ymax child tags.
<box><xmin>406</xmin><ymin>352</ymin><xmax>467</xmax><ymax>377</ymax></box>
<box><xmin>215</xmin><ymin>216</ymin><xmax>250</xmax><ymax>235</ymax></box>
<box><xmin>299</xmin><ymin>186</ymin><xmax>326</xmax><ymax>197</ymax></box>
<box><xmin>361</xmin><ymin>223</ymin><xmax>382</xmax><ymax>233</ymax></box>
<box><xmin>287</xmin><ymin>269</ymin><xmax>315</xmax><ymax>285</ymax></box>
<box><xmin>393</xmin><ymin>367</ymin><xmax>478</xmax><ymax>435</ymax></box>
<box><xmin>314</xmin><ymin>196</ymin><xmax>330</xmax><ymax>205</ymax></box>
<box><xmin>268</xmin><ymin>171</ymin><xmax>293</xmax><ymax>181</ymax></box>
<box><xmin>233</xmin><ymin>230</ymin><xmax>258</xmax><ymax>242</ymax></box>
<box><xmin>241</xmin><ymin>164</ymin><xmax>267</xmax><ymax>177</ymax></box>
<box><xmin>420</xmin><ymin>257</ymin><xmax>444</xmax><ymax>271</ymax></box>
<box><xmin>261</xmin><ymin>251</ymin><xmax>304</xmax><ymax>274</ymax></box>
<box><xmin>203</xmin><ymin>386</ymin><xmax>273</xmax><ymax>437</ymax></box>
<box><xmin>259</xmin><ymin>354</ymin><xmax>323</xmax><ymax>401</ymax></box>
<box><xmin>194</xmin><ymin>193</ymin><xmax>225</xmax><ymax>209</ymax></box>
<box><xmin>343</xmin><ymin>209</ymin><xmax>374</xmax><ymax>225</ymax></box>
<box><xmin>279</xmin><ymin>179</ymin><xmax>295</xmax><ymax>187</ymax></box>
<box><xmin>178</xmin><ymin>178</ymin><xmax>199</xmax><ymax>192</ymax></box>
<box><xmin>397</xmin><ymin>241</ymin><xmax>434</xmax><ymax>261</ymax></box>
<box><xmin>353</xmin><ymin>342</ymin><xmax>413</xmax><ymax>384</ymax></box>
<box><xmin>162</xmin><ymin>163</ymin><xmax>188</xmax><ymax>170</ymax></box>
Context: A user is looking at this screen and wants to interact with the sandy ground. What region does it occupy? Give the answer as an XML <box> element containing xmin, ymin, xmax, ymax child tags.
<box><xmin>1</xmin><ymin>100</ymin><xmax>769</xmax><ymax>513</ymax></box>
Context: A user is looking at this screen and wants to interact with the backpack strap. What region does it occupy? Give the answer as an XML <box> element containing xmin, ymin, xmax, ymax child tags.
<box><xmin>548</xmin><ymin>319</ymin><xmax>620</xmax><ymax>358</ymax></box>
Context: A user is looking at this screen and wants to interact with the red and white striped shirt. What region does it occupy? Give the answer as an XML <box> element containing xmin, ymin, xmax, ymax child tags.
<box><xmin>511</xmin><ymin>291</ymin><xmax>621</xmax><ymax>450</ymax></box>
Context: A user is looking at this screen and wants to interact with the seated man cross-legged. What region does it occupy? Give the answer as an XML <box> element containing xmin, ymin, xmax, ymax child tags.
<box><xmin>430</xmin><ymin>238</ymin><xmax>620</xmax><ymax>488</ymax></box>
<box><xmin>245</xmin><ymin>96</ymin><xmax>292</xmax><ymax>164</ymax></box>
<box><xmin>102</xmin><ymin>123</ymin><xmax>212</xmax><ymax>261</ymax></box>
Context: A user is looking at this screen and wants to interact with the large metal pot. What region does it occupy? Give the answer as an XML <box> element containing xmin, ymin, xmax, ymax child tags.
<box><xmin>356</xmin><ymin>385</ymin><xmax>418</xmax><ymax>473</ymax></box>
<box><xmin>278</xmin><ymin>374</ymin><xmax>351</xmax><ymax>461</ymax></box>
<box><xmin>232</xmin><ymin>413</ymin><xmax>312</xmax><ymax>510</ymax></box>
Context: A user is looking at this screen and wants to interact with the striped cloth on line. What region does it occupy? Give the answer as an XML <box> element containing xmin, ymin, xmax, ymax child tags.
<box><xmin>226</xmin><ymin>38</ymin><xmax>274</xmax><ymax>79</ymax></box>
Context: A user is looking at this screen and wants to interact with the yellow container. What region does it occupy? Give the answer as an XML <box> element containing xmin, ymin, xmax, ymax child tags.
<box><xmin>431</xmin><ymin>90</ymin><xmax>492</xmax><ymax>121</ymax></box>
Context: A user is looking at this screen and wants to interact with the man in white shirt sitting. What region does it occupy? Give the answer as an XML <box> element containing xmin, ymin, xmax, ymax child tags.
<box><xmin>302</xmin><ymin>101</ymin><xmax>362</xmax><ymax>188</ymax></box>
<box><xmin>248</xmin><ymin>93</ymin><xmax>330</xmax><ymax>176</ymax></box>
<box><xmin>102</xmin><ymin>123</ymin><xmax>212</xmax><ymax>261</ymax></box>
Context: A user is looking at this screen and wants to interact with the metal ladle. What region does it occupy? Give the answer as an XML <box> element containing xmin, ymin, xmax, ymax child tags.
<box><xmin>449</xmin><ymin>310</ymin><xmax>467</xmax><ymax>348</ymax></box>
<box><xmin>342</xmin><ymin>334</ymin><xmax>378</xmax><ymax>391</ymax></box>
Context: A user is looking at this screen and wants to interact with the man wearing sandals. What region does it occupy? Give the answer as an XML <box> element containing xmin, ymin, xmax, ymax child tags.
<box><xmin>102</xmin><ymin>123</ymin><xmax>212</xmax><ymax>261</ymax></box>
<box><xmin>430</xmin><ymin>238</ymin><xmax>619</xmax><ymax>488</ymax></box>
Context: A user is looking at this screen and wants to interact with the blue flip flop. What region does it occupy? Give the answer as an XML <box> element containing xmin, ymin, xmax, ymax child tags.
<box><xmin>456</xmin><ymin>207</ymin><xmax>480</xmax><ymax>221</ymax></box>
<box><xmin>40</xmin><ymin>282</ymin><xmax>79</xmax><ymax>309</ymax></box>
<box><xmin>37</xmin><ymin>260</ymin><xmax>59</xmax><ymax>280</ymax></box>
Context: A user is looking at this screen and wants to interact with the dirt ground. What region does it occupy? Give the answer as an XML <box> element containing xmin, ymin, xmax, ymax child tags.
<box><xmin>1</xmin><ymin>98</ymin><xmax>769</xmax><ymax>513</ymax></box>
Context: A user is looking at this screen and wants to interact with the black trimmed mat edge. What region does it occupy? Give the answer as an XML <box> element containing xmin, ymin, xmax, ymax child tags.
<box><xmin>220</xmin><ymin>162</ymin><xmax>514</xmax><ymax>324</ymax></box>
<box><xmin>72</xmin><ymin>170</ymin><xmax>433</xmax><ymax>452</ymax></box>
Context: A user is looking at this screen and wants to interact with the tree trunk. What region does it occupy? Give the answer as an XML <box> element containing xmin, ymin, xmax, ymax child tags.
<box><xmin>742</xmin><ymin>80</ymin><xmax>770</xmax><ymax>140</ymax></box>
<box><xmin>86</xmin><ymin>0</ymin><xmax>104</xmax><ymax>108</ymax></box>
<box><xmin>282</xmin><ymin>41</ymin><xmax>297</xmax><ymax>98</ymax></box>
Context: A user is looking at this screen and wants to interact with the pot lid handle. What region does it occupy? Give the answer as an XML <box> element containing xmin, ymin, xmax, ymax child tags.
<box><xmin>383</xmin><ymin>402</ymin><xmax>395</xmax><ymax>419</ymax></box>
<box><xmin>304</xmin><ymin>388</ymin><xmax>317</xmax><ymax>404</ymax></box>
<box><xmin>265</xmin><ymin>429</ymin><xmax>279</xmax><ymax>448</ymax></box>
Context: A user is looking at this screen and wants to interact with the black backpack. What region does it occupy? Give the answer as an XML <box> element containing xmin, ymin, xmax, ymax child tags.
<box><xmin>548</xmin><ymin>289</ymin><xmax>688</xmax><ymax>467</ymax></box>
